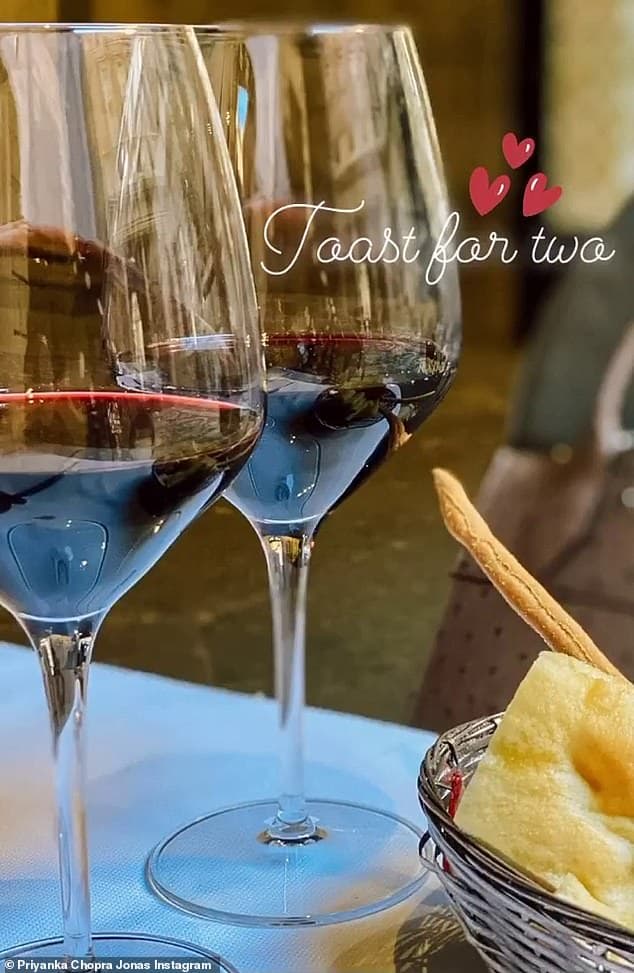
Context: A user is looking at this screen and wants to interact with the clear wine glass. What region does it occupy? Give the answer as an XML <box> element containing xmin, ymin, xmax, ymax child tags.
<box><xmin>148</xmin><ymin>22</ymin><xmax>461</xmax><ymax>927</ymax></box>
<box><xmin>0</xmin><ymin>23</ymin><xmax>263</xmax><ymax>965</ymax></box>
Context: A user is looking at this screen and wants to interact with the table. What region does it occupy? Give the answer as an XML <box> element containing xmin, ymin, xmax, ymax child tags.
<box><xmin>0</xmin><ymin>643</ymin><xmax>484</xmax><ymax>972</ymax></box>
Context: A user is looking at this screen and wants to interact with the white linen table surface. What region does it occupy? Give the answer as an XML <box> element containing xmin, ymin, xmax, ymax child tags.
<box><xmin>0</xmin><ymin>641</ymin><xmax>444</xmax><ymax>972</ymax></box>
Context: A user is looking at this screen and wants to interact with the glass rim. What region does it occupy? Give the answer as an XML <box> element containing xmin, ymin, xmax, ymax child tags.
<box><xmin>195</xmin><ymin>21</ymin><xmax>413</xmax><ymax>37</ymax></box>
<box><xmin>0</xmin><ymin>23</ymin><xmax>192</xmax><ymax>33</ymax></box>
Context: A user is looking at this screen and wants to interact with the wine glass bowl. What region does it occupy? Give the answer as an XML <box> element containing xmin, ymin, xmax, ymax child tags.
<box><xmin>0</xmin><ymin>264</ymin><xmax>260</xmax><ymax>621</ymax></box>
<box><xmin>148</xmin><ymin>22</ymin><xmax>460</xmax><ymax>927</ymax></box>
<box><xmin>0</xmin><ymin>24</ymin><xmax>263</xmax><ymax>965</ymax></box>
<box><xmin>206</xmin><ymin>23</ymin><xmax>459</xmax><ymax>532</ymax></box>
<box><xmin>229</xmin><ymin>327</ymin><xmax>455</xmax><ymax>534</ymax></box>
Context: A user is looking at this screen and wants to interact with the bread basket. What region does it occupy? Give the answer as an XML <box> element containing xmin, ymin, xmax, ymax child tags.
<box><xmin>418</xmin><ymin>714</ymin><xmax>634</xmax><ymax>973</ymax></box>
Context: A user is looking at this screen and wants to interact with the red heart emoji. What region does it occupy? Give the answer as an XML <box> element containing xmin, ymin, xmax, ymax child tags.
<box><xmin>502</xmin><ymin>132</ymin><xmax>535</xmax><ymax>168</ymax></box>
<box><xmin>469</xmin><ymin>166</ymin><xmax>511</xmax><ymax>216</ymax></box>
<box><xmin>522</xmin><ymin>172</ymin><xmax>563</xmax><ymax>217</ymax></box>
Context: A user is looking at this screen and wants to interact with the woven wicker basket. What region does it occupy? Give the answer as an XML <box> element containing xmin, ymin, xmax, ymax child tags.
<box><xmin>418</xmin><ymin>714</ymin><xmax>634</xmax><ymax>973</ymax></box>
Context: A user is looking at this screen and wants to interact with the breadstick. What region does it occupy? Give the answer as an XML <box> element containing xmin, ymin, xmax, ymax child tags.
<box><xmin>432</xmin><ymin>467</ymin><xmax>626</xmax><ymax>681</ymax></box>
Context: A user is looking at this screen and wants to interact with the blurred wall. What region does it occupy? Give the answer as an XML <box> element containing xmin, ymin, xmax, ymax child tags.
<box><xmin>545</xmin><ymin>0</ymin><xmax>634</xmax><ymax>231</ymax></box>
<box><xmin>4</xmin><ymin>0</ymin><xmax>57</xmax><ymax>15</ymax></box>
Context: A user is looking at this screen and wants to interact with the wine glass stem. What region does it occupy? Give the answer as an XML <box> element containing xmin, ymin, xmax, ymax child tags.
<box><xmin>258</xmin><ymin>530</ymin><xmax>318</xmax><ymax>842</ymax></box>
<box><xmin>20</xmin><ymin>613</ymin><xmax>103</xmax><ymax>961</ymax></box>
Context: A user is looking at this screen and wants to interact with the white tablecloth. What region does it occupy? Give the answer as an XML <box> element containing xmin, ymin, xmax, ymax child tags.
<box><xmin>0</xmin><ymin>642</ymin><xmax>466</xmax><ymax>972</ymax></box>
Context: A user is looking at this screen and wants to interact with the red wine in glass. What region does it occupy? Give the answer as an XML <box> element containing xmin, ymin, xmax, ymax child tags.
<box><xmin>0</xmin><ymin>390</ymin><xmax>259</xmax><ymax>619</ymax></box>
<box><xmin>226</xmin><ymin>332</ymin><xmax>454</xmax><ymax>534</ymax></box>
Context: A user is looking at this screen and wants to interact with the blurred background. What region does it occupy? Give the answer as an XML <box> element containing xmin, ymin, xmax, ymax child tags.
<box><xmin>1</xmin><ymin>0</ymin><xmax>632</xmax><ymax>724</ymax></box>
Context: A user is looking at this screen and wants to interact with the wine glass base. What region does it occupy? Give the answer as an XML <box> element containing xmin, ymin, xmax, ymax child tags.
<box><xmin>1</xmin><ymin>933</ymin><xmax>238</xmax><ymax>971</ymax></box>
<box><xmin>147</xmin><ymin>799</ymin><xmax>427</xmax><ymax>927</ymax></box>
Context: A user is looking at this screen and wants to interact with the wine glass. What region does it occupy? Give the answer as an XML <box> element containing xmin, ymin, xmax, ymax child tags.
<box><xmin>148</xmin><ymin>23</ymin><xmax>461</xmax><ymax>927</ymax></box>
<box><xmin>0</xmin><ymin>24</ymin><xmax>263</xmax><ymax>964</ymax></box>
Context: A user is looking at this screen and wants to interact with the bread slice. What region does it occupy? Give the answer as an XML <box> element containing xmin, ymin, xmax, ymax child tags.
<box><xmin>455</xmin><ymin>652</ymin><xmax>634</xmax><ymax>931</ymax></box>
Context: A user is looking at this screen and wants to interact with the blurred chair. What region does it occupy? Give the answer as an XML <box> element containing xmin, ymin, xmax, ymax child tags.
<box><xmin>414</xmin><ymin>201</ymin><xmax>634</xmax><ymax>732</ymax></box>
